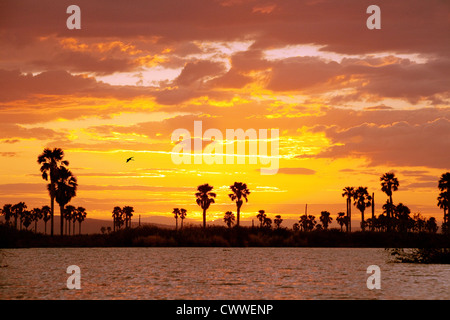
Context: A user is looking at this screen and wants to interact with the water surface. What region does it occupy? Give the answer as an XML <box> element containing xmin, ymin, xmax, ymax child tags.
<box><xmin>1</xmin><ymin>248</ymin><xmax>449</xmax><ymax>299</ymax></box>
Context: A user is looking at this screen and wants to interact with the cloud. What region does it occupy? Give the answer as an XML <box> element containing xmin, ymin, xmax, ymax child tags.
<box><xmin>313</xmin><ymin>118</ymin><xmax>450</xmax><ymax>168</ymax></box>
<box><xmin>276</xmin><ymin>167</ymin><xmax>316</xmax><ymax>175</ymax></box>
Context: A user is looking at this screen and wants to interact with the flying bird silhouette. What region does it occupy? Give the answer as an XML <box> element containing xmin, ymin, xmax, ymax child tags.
<box><xmin>126</xmin><ymin>157</ymin><xmax>134</xmax><ymax>163</ymax></box>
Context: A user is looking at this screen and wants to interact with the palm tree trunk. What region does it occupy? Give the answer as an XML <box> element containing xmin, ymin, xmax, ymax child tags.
<box><xmin>175</xmin><ymin>217</ymin><xmax>178</xmax><ymax>231</ymax></box>
<box><xmin>60</xmin><ymin>205</ymin><xmax>64</xmax><ymax>236</ymax></box>
<box><xmin>44</xmin><ymin>221</ymin><xmax>47</xmax><ymax>235</ymax></box>
<box><xmin>236</xmin><ymin>205</ymin><xmax>241</xmax><ymax>227</ymax></box>
<box><xmin>50</xmin><ymin>194</ymin><xmax>55</xmax><ymax>237</ymax></box>
<box><xmin>361</xmin><ymin>210</ymin><xmax>365</xmax><ymax>232</ymax></box>
<box><xmin>79</xmin><ymin>221</ymin><xmax>82</xmax><ymax>235</ymax></box>
<box><xmin>203</xmin><ymin>208</ymin><xmax>206</xmax><ymax>228</ymax></box>
<box><xmin>73</xmin><ymin>220</ymin><xmax>75</xmax><ymax>235</ymax></box>
<box><xmin>371</xmin><ymin>192</ymin><xmax>375</xmax><ymax>231</ymax></box>
<box><xmin>35</xmin><ymin>220</ymin><xmax>38</xmax><ymax>233</ymax></box>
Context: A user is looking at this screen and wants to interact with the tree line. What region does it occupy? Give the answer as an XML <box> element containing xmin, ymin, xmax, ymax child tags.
<box><xmin>1</xmin><ymin>147</ymin><xmax>448</xmax><ymax>236</ymax></box>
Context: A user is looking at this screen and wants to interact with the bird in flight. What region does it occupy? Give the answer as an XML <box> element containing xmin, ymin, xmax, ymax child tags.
<box><xmin>126</xmin><ymin>157</ymin><xmax>134</xmax><ymax>163</ymax></box>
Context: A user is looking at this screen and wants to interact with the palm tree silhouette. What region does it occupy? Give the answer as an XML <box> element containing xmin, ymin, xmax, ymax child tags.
<box><xmin>195</xmin><ymin>183</ymin><xmax>216</xmax><ymax>228</ymax></box>
<box><xmin>395</xmin><ymin>203</ymin><xmax>412</xmax><ymax>232</ymax></box>
<box><xmin>64</xmin><ymin>205</ymin><xmax>76</xmax><ymax>235</ymax></box>
<box><xmin>336</xmin><ymin>212</ymin><xmax>347</xmax><ymax>232</ymax></box>
<box><xmin>319</xmin><ymin>211</ymin><xmax>332</xmax><ymax>230</ymax></box>
<box><xmin>173</xmin><ymin>208</ymin><xmax>180</xmax><ymax>231</ymax></box>
<box><xmin>342</xmin><ymin>187</ymin><xmax>355</xmax><ymax>232</ymax></box>
<box><xmin>437</xmin><ymin>172</ymin><xmax>450</xmax><ymax>233</ymax></box>
<box><xmin>228</xmin><ymin>182</ymin><xmax>250</xmax><ymax>227</ymax></box>
<box><xmin>263</xmin><ymin>216</ymin><xmax>272</xmax><ymax>229</ymax></box>
<box><xmin>21</xmin><ymin>210</ymin><xmax>32</xmax><ymax>230</ymax></box>
<box><xmin>256</xmin><ymin>210</ymin><xmax>266</xmax><ymax>228</ymax></box>
<box><xmin>31</xmin><ymin>207</ymin><xmax>43</xmax><ymax>233</ymax></box>
<box><xmin>353</xmin><ymin>187</ymin><xmax>372</xmax><ymax>231</ymax></box>
<box><xmin>274</xmin><ymin>215</ymin><xmax>283</xmax><ymax>229</ymax></box>
<box><xmin>11</xmin><ymin>202</ymin><xmax>27</xmax><ymax>230</ymax></box>
<box><xmin>75</xmin><ymin>206</ymin><xmax>87</xmax><ymax>235</ymax></box>
<box><xmin>37</xmin><ymin>148</ymin><xmax>69</xmax><ymax>236</ymax></box>
<box><xmin>41</xmin><ymin>205</ymin><xmax>51</xmax><ymax>235</ymax></box>
<box><xmin>54</xmin><ymin>166</ymin><xmax>78</xmax><ymax>236</ymax></box>
<box><xmin>425</xmin><ymin>217</ymin><xmax>438</xmax><ymax>233</ymax></box>
<box><xmin>380</xmin><ymin>172</ymin><xmax>399</xmax><ymax>231</ymax></box>
<box><xmin>112</xmin><ymin>206</ymin><xmax>123</xmax><ymax>232</ymax></box>
<box><xmin>1</xmin><ymin>204</ymin><xmax>12</xmax><ymax>226</ymax></box>
<box><xmin>179</xmin><ymin>208</ymin><xmax>187</xmax><ymax>230</ymax></box>
<box><xmin>123</xmin><ymin>206</ymin><xmax>134</xmax><ymax>228</ymax></box>
<box><xmin>223</xmin><ymin>211</ymin><xmax>235</xmax><ymax>228</ymax></box>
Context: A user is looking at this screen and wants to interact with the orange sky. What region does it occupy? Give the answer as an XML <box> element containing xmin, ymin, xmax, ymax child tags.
<box><xmin>0</xmin><ymin>0</ymin><xmax>449</xmax><ymax>227</ymax></box>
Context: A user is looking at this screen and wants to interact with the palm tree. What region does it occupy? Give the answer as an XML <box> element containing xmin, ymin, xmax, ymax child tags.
<box><xmin>380</xmin><ymin>172</ymin><xmax>399</xmax><ymax>231</ymax></box>
<box><xmin>75</xmin><ymin>207</ymin><xmax>87</xmax><ymax>235</ymax></box>
<box><xmin>437</xmin><ymin>172</ymin><xmax>450</xmax><ymax>233</ymax></box>
<box><xmin>37</xmin><ymin>148</ymin><xmax>69</xmax><ymax>236</ymax></box>
<box><xmin>123</xmin><ymin>206</ymin><xmax>134</xmax><ymax>228</ymax></box>
<box><xmin>342</xmin><ymin>187</ymin><xmax>355</xmax><ymax>232</ymax></box>
<box><xmin>299</xmin><ymin>214</ymin><xmax>316</xmax><ymax>231</ymax></box>
<box><xmin>228</xmin><ymin>182</ymin><xmax>250</xmax><ymax>227</ymax></box>
<box><xmin>353</xmin><ymin>187</ymin><xmax>372</xmax><ymax>231</ymax></box>
<box><xmin>11</xmin><ymin>202</ymin><xmax>27</xmax><ymax>230</ymax></box>
<box><xmin>223</xmin><ymin>211</ymin><xmax>235</xmax><ymax>228</ymax></box>
<box><xmin>112</xmin><ymin>206</ymin><xmax>123</xmax><ymax>232</ymax></box>
<box><xmin>425</xmin><ymin>217</ymin><xmax>438</xmax><ymax>233</ymax></box>
<box><xmin>1</xmin><ymin>204</ymin><xmax>13</xmax><ymax>225</ymax></box>
<box><xmin>179</xmin><ymin>208</ymin><xmax>187</xmax><ymax>230</ymax></box>
<box><xmin>263</xmin><ymin>216</ymin><xmax>272</xmax><ymax>229</ymax></box>
<box><xmin>173</xmin><ymin>208</ymin><xmax>180</xmax><ymax>231</ymax></box>
<box><xmin>319</xmin><ymin>211</ymin><xmax>332</xmax><ymax>230</ymax></box>
<box><xmin>64</xmin><ymin>205</ymin><xmax>76</xmax><ymax>235</ymax></box>
<box><xmin>54</xmin><ymin>166</ymin><xmax>78</xmax><ymax>236</ymax></box>
<box><xmin>274</xmin><ymin>215</ymin><xmax>283</xmax><ymax>229</ymax></box>
<box><xmin>195</xmin><ymin>183</ymin><xmax>216</xmax><ymax>228</ymax></box>
<box><xmin>292</xmin><ymin>223</ymin><xmax>300</xmax><ymax>231</ymax></box>
<box><xmin>31</xmin><ymin>208</ymin><xmax>43</xmax><ymax>233</ymax></box>
<box><xmin>41</xmin><ymin>205</ymin><xmax>51</xmax><ymax>235</ymax></box>
<box><xmin>256</xmin><ymin>210</ymin><xmax>266</xmax><ymax>228</ymax></box>
<box><xmin>21</xmin><ymin>210</ymin><xmax>33</xmax><ymax>230</ymax></box>
<box><xmin>336</xmin><ymin>212</ymin><xmax>347</xmax><ymax>232</ymax></box>
<box><xmin>395</xmin><ymin>203</ymin><xmax>412</xmax><ymax>232</ymax></box>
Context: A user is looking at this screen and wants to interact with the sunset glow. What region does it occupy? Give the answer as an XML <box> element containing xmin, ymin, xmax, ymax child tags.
<box><xmin>1</xmin><ymin>0</ymin><xmax>449</xmax><ymax>227</ymax></box>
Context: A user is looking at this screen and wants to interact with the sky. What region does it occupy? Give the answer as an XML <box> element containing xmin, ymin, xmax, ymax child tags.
<box><xmin>0</xmin><ymin>0</ymin><xmax>449</xmax><ymax>227</ymax></box>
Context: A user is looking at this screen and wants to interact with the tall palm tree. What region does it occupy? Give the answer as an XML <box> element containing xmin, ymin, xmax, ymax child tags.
<box><xmin>380</xmin><ymin>172</ymin><xmax>399</xmax><ymax>231</ymax></box>
<box><xmin>353</xmin><ymin>187</ymin><xmax>372</xmax><ymax>231</ymax></box>
<box><xmin>41</xmin><ymin>205</ymin><xmax>51</xmax><ymax>235</ymax></box>
<box><xmin>11</xmin><ymin>202</ymin><xmax>27</xmax><ymax>230</ymax></box>
<box><xmin>256</xmin><ymin>210</ymin><xmax>266</xmax><ymax>228</ymax></box>
<box><xmin>195</xmin><ymin>183</ymin><xmax>216</xmax><ymax>228</ymax></box>
<box><xmin>319</xmin><ymin>211</ymin><xmax>333</xmax><ymax>230</ymax></box>
<box><xmin>54</xmin><ymin>166</ymin><xmax>78</xmax><ymax>236</ymax></box>
<box><xmin>1</xmin><ymin>204</ymin><xmax>13</xmax><ymax>225</ymax></box>
<box><xmin>179</xmin><ymin>208</ymin><xmax>187</xmax><ymax>230</ymax></box>
<box><xmin>123</xmin><ymin>206</ymin><xmax>134</xmax><ymax>228</ymax></box>
<box><xmin>75</xmin><ymin>207</ymin><xmax>87</xmax><ymax>235</ymax></box>
<box><xmin>437</xmin><ymin>172</ymin><xmax>450</xmax><ymax>233</ymax></box>
<box><xmin>223</xmin><ymin>211</ymin><xmax>235</xmax><ymax>228</ymax></box>
<box><xmin>37</xmin><ymin>148</ymin><xmax>69</xmax><ymax>236</ymax></box>
<box><xmin>31</xmin><ymin>208</ymin><xmax>43</xmax><ymax>233</ymax></box>
<box><xmin>228</xmin><ymin>182</ymin><xmax>250</xmax><ymax>227</ymax></box>
<box><xmin>112</xmin><ymin>206</ymin><xmax>123</xmax><ymax>232</ymax></box>
<box><xmin>342</xmin><ymin>187</ymin><xmax>355</xmax><ymax>232</ymax></box>
<box><xmin>173</xmin><ymin>208</ymin><xmax>180</xmax><ymax>231</ymax></box>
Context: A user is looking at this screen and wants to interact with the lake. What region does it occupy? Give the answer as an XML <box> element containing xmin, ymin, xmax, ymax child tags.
<box><xmin>0</xmin><ymin>247</ymin><xmax>449</xmax><ymax>300</ymax></box>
